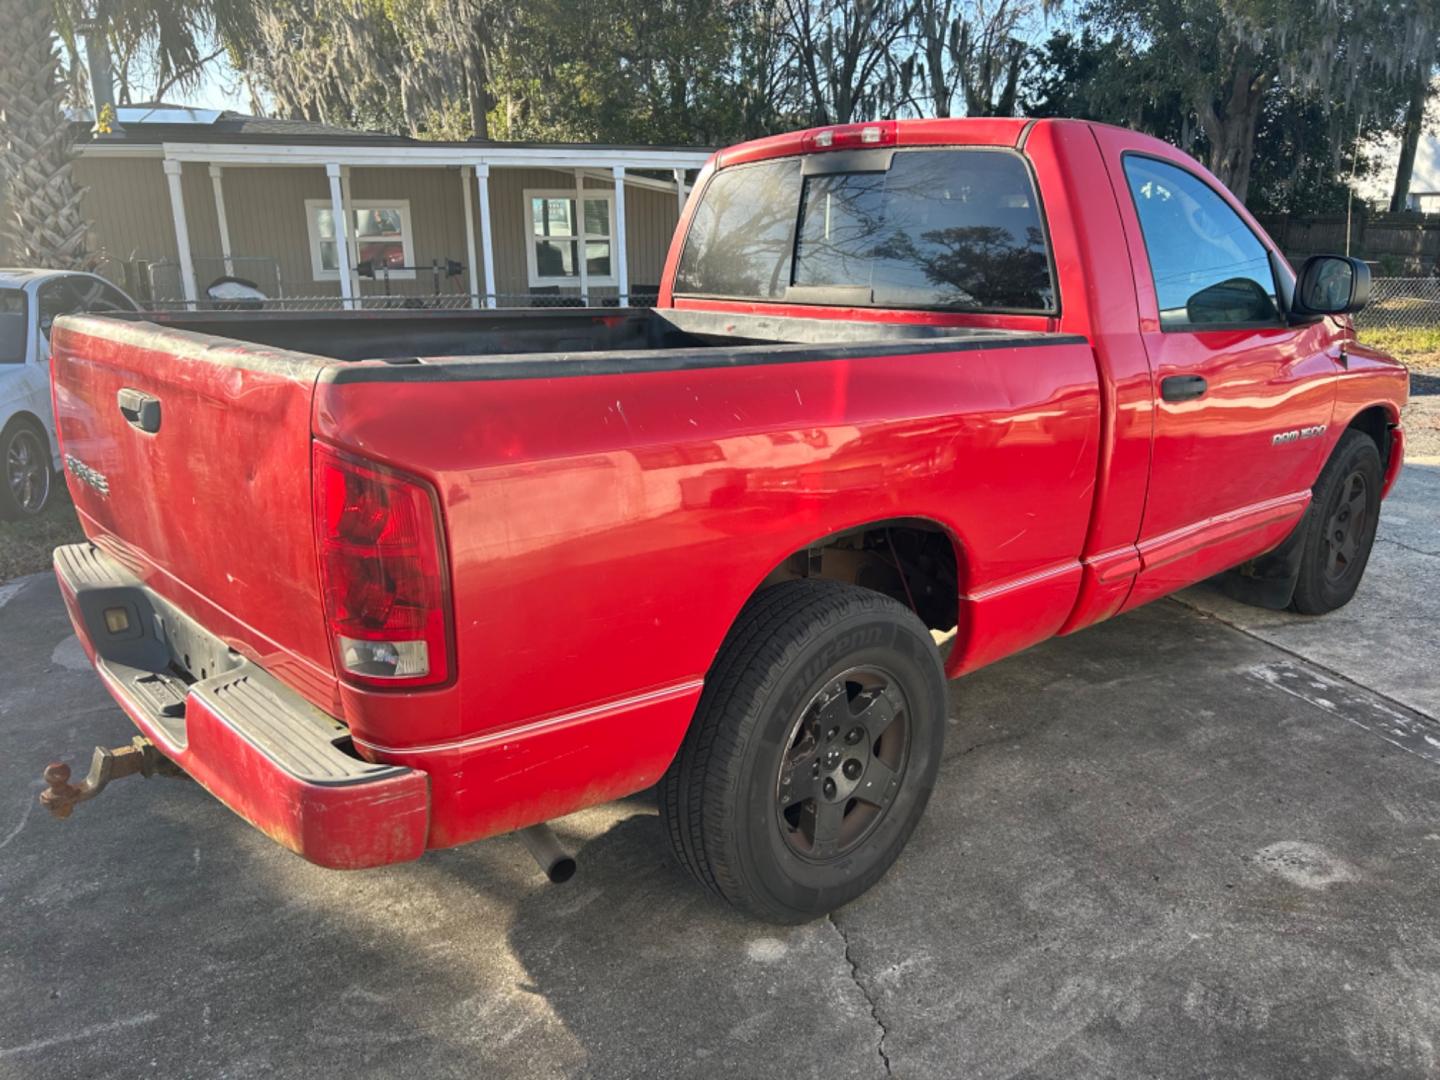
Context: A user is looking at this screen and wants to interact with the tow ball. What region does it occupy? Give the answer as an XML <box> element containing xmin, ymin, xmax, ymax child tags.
<box><xmin>40</xmin><ymin>736</ymin><xmax>187</xmax><ymax>819</ymax></box>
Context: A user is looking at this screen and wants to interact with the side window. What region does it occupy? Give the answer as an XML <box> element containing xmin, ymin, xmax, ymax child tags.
<box><xmin>1124</xmin><ymin>156</ymin><xmax>1281</xmax><ymax>330</ymax></box>
<box><xmin>36</xmin><ymin>279</ymin><xmax>82</xmax><ymax>340</ymax></box>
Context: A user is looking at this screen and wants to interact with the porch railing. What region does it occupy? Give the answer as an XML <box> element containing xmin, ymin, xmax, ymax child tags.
<box><xmin>143</xmin><ymin>291</ymin><xmax>662</xmax><ymax>312</ymax></box>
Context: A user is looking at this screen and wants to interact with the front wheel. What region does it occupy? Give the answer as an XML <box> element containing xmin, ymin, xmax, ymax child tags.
<box><xmin>0</xmin><ymin>419</ymin><xmax>53</xmax><ymax>521</ymax></box>
<box><xmin>1291</xmin><ymin>429</ymin><xmax>1383</xmax><ymax>615</ymax></box>
<box><xmin>659</xmin><ymin>580</ymin><xmax>947</xmax><ymax>923</ymax></box>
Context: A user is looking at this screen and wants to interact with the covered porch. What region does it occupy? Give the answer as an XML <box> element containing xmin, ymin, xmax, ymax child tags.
<box><xmin>79</xmin><ymin>138</ymin><xmax>711</xmax><ymax>310</ymax></box>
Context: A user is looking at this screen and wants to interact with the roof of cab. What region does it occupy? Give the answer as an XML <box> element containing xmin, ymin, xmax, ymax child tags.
<box><xmin>0</xmin><ymin>269</ymin><xmax>69</xmax><ymax>288</ymax></box>
<box><xmin>714</xmin><ymin>116</ymin><xmax>1048</xmax><ymax>169</ymax></box>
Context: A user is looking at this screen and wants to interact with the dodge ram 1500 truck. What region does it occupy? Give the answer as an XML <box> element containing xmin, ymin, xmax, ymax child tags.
<box><xmin>41</xmin><ymin>118</ymin><xmax>1407</xmax><ymax>923</ymax></box>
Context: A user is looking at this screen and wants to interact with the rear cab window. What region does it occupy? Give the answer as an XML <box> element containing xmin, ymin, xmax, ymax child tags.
<box><xmin>675</xmin><ymin>148</ymin><xmax>1056</xmax><ymax>314</ymax></box>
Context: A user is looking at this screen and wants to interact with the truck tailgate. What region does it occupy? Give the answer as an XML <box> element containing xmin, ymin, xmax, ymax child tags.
<box><xmin>50</xmin><ymin>316</ymin><xmax>339</xmax><ymax>708</ymax></box>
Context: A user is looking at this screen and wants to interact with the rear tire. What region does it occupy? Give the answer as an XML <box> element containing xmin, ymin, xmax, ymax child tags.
<box><xmin>0</xmin><ymin>418</ymin><xmax>53</xmax><ymax>521</ymax></box>
<box><xmin>659</xmin><ymin>580</ymin><xmax>947</xmax><ymax>923</ymax></box>
<box><xmin>1291</xmin><ymin>429</ymin><xmax>1383</xmax><ymax>615</ymax></box>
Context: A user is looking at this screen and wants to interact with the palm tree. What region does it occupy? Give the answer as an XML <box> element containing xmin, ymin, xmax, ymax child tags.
<box><xmin>0</xmin><ymin>0</ymin><xmax>258</xmax><ymax>270</ymax></box>
<box><xmin>0</xmin><ymin>0</ymin><xmax>88</xmax><ymax>268</ymax></box>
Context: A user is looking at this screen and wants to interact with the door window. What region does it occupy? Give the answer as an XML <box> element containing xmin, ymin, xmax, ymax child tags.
<box><xmin>36</xmin><ymin>279</ymin><xmax>82</xmax><ymax>340</ymax></box>
<box><xmin>1124</xmin><ymin>156</ymin><xmax>1281</xmax><ymax>330</ymax></box>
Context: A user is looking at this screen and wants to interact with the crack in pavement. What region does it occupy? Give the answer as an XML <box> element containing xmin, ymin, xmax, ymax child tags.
<box><xmin>828</xmin><ymin>912</ymin><xmax>892</xmax><ymax>1076</ymax></box>
<box><xmin>1377</xmin><ymin>536</ymin><xmax>1440</xmax><ymax>558</ymax></box>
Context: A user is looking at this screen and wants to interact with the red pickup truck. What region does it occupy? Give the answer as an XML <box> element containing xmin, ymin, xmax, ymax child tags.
<box><xmin>43</xmin><ymin>118</ymin><xmax>1406</xmax><ymax>923</ymax></box>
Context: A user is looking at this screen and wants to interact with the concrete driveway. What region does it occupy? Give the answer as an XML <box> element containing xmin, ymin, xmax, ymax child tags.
<box><xmin>2</xmin><ymin>464</ymin><xmax>1438</xmax><ymax>1080</ymax></box>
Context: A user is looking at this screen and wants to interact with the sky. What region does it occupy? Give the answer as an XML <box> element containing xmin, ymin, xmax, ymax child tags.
<box><xmin>187</xmin><ymin>54</ymin><xmax>255</xmax><ymax>112</ymax></box>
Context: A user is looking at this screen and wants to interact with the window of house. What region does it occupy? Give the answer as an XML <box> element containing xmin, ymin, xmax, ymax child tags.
<box><xmin>305</xmin><ymin>200</ymin><xmax>415</xmax><ymax>281</ymax></box>
<box><xmin>525</xmin><ymin>190</ymin><xmax>616</xmax><ymax>287</ymax></box>
<box><xmin>1123</xmin><ymin>156</ymin><xmax>1281</xmax><ymax>329</ymax></box>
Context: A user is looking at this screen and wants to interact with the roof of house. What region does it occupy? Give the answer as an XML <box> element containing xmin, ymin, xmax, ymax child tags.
<box><xmin>72</xmin><ymin>105</ymin><xmax>710</xmax><ymax>154</ymax></box>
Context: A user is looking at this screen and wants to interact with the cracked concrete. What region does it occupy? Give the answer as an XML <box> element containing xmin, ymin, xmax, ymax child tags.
<box><xmin>1377</xmin><ymin>536</ymin><xmax>1440</xmax><ymax>558</ymax></box>
<box><xmin>829</xmin><ymin>912</ymin><xmax>892</xmax><ymax>1076</ymax></box>
<box><xmin>2</xmin><ymin>463</ymin><xmax>1438</xmax><ymax>1077</ymax></box>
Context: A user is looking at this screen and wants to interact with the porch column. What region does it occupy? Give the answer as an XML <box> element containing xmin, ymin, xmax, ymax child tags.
<box><xmin>674</xmin><ymin>168</ymin><xmax>688</xmax><ymax>215</ymax></box>
<box><xmin>460</xmin><ymin>166</ymin><xmax>481</xmax><ymax>309</ymax></box>
<box><xmin>208</xmin><ymin>164</ymin><xmax>233</xmax><ymax>276</ymax></box>
<box><xmin>612</xmin><ymin>165</ymin><xmax>630</xmax><ymax>307</ymax></box>
<box><xmin>574</xmin><ymin>168</ymin><xmax>589</xmax><ymax>305</ymax></box>
<box><xmin>325</xmin><ymin>163</ymin><xmax>355</xmax><ymax>310</ymax></box>
<box><xmin>162</xmin><ymin>159</ymin><xmax>198</xmax><ymax>308</ymax></box>
<box><xmin>473</xmin><ymin>164</ymin><xmax>497</xmax><ymax>308</ymax></box>
<box><xmin>339</xmin><ymin>165</ymin><xmax>360</xmax><ymax>304</ymax></box>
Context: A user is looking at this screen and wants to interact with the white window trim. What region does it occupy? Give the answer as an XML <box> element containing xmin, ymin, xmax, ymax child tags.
<box><xmin>305</xmin><ymin>198</ymin><xmax>416</xmax><ymax>282</ymax></box>
<box><xmin>524</xmin><ymin>188</ymin><xmax>618</xmax><ymax>288</ymax></box>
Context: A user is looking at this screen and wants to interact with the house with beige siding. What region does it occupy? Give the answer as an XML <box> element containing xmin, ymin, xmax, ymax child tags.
<box><xmin>71</xmin><ymin>107</ymin><xmax>711</xmax><ymax>309</ymax></box>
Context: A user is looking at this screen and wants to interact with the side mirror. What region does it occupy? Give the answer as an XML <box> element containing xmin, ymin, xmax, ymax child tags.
<box><xmin>1292</xmin><ymin>255</ymin><xmax>1370</xmax><ymax>319</ymax></box>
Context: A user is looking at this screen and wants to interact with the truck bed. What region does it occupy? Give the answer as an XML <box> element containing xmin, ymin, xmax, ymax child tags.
<box><xmin>52</xmin><ymin>303</ymin><xmax>1098</xmax><ymax>848</ymax></box>
<box><xmin>113</xmin><ymin>306</ymin><xmax>1052</xmax><ymax>366</ymax></box>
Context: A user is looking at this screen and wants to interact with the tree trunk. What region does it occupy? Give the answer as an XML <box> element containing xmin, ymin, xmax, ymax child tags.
<box><xmin>1197</xmin><ymin>50</ymin><xmax>1269</xmax><ymax>204</ymax></box>
<box><xmin>0</xmin><ymin>0</ymin><xmax>88</xmax><ymax>268</ymax></box>
<box><xmin>1390</xmin><ymin>67</ymin><xmax>1429</xmax><ymax>213</ymax></box>
<box><xmin>466</xmin><ymin>66</ymin><xmax>491</xmax><ymax>141</ymax></box>
<box><xmin>1205</xmin><ymin>109</ymin><xmax>1260</xmax><ymax>202</ymax></box>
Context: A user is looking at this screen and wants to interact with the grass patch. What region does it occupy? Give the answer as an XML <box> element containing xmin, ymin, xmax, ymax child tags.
<box><xmin>1358</xmin><ymin>326</ymin><xmax>1440</xmax><ymax>373</ymax></box>
<box><xmin>0</xmin><ymin>486</ymin><xmax>84</xmax><ymax>583</ymax></box>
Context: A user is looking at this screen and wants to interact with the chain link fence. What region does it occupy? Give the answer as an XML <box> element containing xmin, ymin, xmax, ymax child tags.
<box><xmin>1355</xmin><ymin>277</ymin><xmax>1440</xmax><ymax>333</ymax></box>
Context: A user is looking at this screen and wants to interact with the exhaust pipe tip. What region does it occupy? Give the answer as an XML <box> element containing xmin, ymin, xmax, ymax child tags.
<box><xmin>546</xmin><ymin>854</ymin><xmax>578</xmax><ymax>884</ymax></box>
<box><xmin>517</xmin><ymin>823</ymin><xmax>576</xmax><ymax>884</ymax></box>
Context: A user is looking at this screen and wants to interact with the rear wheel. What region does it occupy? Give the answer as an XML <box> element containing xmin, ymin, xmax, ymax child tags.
<box><xmin>0</xmin><ymin>419</ymin><xmax>52</xmax><ymax>521</ymax></box>
<box><xmin>659</xmin><ymin>580</ymin><xmax>947</xmax><ymax>923</ymax></box>
<box><xmin>1291</xmin><ymin>429</ymin><xmax>1383</xmax><ymax>615</ymax></box>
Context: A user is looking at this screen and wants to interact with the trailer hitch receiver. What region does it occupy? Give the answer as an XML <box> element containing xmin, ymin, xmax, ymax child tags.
<box><xmin>40</xmin><ymin>736</ymin><xmax>187</xmax><ymax>819</ymax></box>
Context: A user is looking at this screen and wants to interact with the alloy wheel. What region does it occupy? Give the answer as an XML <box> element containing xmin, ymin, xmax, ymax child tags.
<box><xmin>1323</xmin><ymin>469</ymin><xmax>1369</xmax><ymax>583</ymax></box>
<box><xmin>5</xmin><ymin>428</ymin><xmax>50</xmax><ymax>515</ymax></box>
<box><xmin>775</xmin><ymin>665</ymin><xmax>911</xmax><ymax>861</ymax></box>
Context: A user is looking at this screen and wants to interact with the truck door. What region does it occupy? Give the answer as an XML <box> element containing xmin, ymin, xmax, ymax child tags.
<box><xmin>1104</xmin><ymin>150</ymin><xmax>1339</xmax><ymax>607</ymax></box>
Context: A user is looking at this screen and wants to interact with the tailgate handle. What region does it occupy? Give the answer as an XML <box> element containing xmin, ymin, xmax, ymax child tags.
<box><xmin>117</xmin><ymin>389</ymin><xmax>161</xmax><ymax>433</ymax></box>
<box><xmin>1160</xmin><ymin>375</ymin><xmax>1208</xmax><ymax>403</ymax></box>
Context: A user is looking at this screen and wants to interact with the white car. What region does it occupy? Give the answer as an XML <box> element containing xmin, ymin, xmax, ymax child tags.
<box><xmin>1</xmin><ymin>269</ymin><xmax>139</xmax><ymax>519</ymax></box>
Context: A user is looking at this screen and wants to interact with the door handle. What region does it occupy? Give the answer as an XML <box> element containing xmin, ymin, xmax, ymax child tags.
<box><xmin>1160</xmin><ymin>374</ymin><xmax>1208</xmax><ymax>402</ymax></box>
<box><xmin>117</xmin><ymin>388</ymin><xmax>161</xmax><ymax>433</ymax></box>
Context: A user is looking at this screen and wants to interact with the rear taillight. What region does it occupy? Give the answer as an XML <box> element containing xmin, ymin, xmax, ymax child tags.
<box><xmin>313</xmin><ymin>442</ymin><xmax>452</xmax><ymax>688</ymax></box>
